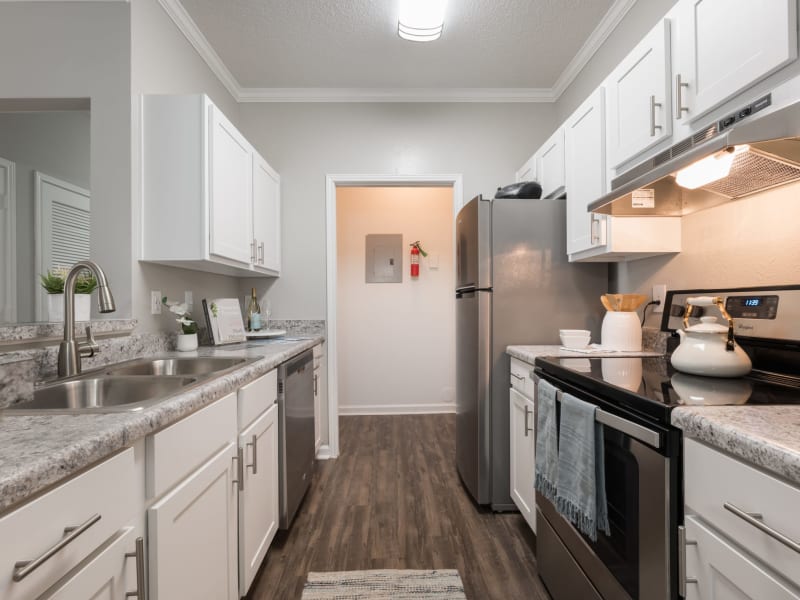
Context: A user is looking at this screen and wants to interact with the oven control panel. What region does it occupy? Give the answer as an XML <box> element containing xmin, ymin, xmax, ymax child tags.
<box><xmin>662</xmin><ymin>286</ymin><xmax>800</xmax><ymax>342</ymax></box>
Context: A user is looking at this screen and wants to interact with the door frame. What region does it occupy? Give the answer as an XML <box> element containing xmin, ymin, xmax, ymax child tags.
<box><xmin>0</xmin><ymin>156</ymin><xmax>16</xmax><ymax>323</ymax></box>
<box><xmin>324</xmin><ymin>173</ymin><xmax>463</xmax><ymax>459</ymax></box>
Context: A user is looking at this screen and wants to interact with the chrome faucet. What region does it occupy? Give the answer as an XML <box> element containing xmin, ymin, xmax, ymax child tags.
<box><xmin>58</xmin><ymin>260</ymin><xmax>116</xmax><ymax>377</ymax></box>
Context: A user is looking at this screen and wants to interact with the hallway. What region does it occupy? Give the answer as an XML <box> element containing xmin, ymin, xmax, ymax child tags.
<box><xmin>249</xmin><ymin>414</ymin><xmax>550</xmax><ymax>599</ymax></box>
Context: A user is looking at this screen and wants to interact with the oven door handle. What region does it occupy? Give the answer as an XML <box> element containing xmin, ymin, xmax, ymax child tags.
<box><xmin>594</xmin><ymin>408</ymin><xmax>662</xmax><ymax>449</ymax></box>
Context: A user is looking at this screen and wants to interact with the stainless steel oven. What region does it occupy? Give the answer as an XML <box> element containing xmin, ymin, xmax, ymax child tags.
<box><xmin>533</xmin><ymin>367</ymin><xmax>681</xmax><ymax>600</ymax></box>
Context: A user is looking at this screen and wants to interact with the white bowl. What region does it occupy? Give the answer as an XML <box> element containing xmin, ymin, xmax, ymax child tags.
<box><xmin>559</xmin><ymin>329</ymin><xmax>591</xmax><ymax>349</ymax></box>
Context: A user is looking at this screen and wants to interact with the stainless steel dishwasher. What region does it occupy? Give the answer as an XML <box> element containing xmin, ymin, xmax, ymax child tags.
<box><xmin>277</xmin><ymin>349</ymin><xmax>315</xmax><ymax>529</ymax></box>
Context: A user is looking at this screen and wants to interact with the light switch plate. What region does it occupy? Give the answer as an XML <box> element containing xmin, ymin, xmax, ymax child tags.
<box><xmin>184</xmin><ymin>290</ymin><xmax>193</xmax><ymax>312</ymax></box>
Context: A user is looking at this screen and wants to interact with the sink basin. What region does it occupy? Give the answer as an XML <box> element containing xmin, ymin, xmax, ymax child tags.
<box><xmin>105</xmin><ymin>357</ymin><xmax>247</xmax><ymax>377</ymax></box>
<box><xmin>9</xmin><ymin>376</ymin><xmax>197</xmax><ymax>413</ymax></box>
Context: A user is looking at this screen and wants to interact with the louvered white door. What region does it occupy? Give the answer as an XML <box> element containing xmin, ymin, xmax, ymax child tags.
<box><xmin>34</xmin><ymin>172</ymin><xmax>90</xmax><ymax>321</ymax></box>
<box><xmin>0</xmin><ymin>157</ymin><xmax>15</xmax><ymax>323</ymax></box>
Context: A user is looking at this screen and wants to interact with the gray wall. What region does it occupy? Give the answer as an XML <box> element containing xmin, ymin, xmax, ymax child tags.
<box><xmin>131</xmin><ymin>0</ymin><xmax>242</xmax><ymax>332</ymax></box>
<box><xmin>0</xmin><ymin>2</ymin><xmax>132</xmax><ymax>319</ymax></box>
<box><xmin>237</xmin><ymin>102</ymin><xmax>558</xmax><ymax>319</ymax></box>
<box><xmin>0</xmin><ymin>111</ymin><xmax>90</xmax><ymax>322</ymax></box>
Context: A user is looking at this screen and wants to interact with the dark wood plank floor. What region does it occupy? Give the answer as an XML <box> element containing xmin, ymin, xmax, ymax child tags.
<box><xmin>248</xmin><ymin>414</ymin><xmax>551</xmax><ymax>600</ymax></box>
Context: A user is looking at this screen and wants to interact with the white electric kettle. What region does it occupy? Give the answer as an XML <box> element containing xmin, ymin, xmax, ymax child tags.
<box><xmin>670</xmin><ymin>296</ymin><xmax>752</xmax><ymax>378</ymax></box>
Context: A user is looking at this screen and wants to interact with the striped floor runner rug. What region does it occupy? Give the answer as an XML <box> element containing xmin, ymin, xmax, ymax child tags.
<box><xmin>301</xmin><ymin>569</ymin><xmax>467</xmax><ymax>599</ymax></box>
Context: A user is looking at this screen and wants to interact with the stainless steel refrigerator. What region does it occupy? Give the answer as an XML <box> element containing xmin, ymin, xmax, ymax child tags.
<box><xmin>455</xmin><ymin>194</ymin><xmax>607</xmax><ymax>510</ymax></box>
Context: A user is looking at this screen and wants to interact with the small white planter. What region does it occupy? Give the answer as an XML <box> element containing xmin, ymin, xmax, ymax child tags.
<box><xmin>47</xmin><ymin>293</ymin><xmax>91</xmax><ymax>322</ymax></box>
<box><xmin>176</xmin><ymin>332</ymin><xmax>198</xmax><ymax>352</ymax></box>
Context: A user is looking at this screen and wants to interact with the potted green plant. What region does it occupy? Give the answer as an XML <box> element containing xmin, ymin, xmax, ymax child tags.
<box><xmin>39</xmin><ymin>268</ymin><xmax>98</xmax><ymax>322</ymax></box>
<box><xmin>162</xmin><ymin>296</ymin><xmax>199</xmax><ymax>351</ymax></box>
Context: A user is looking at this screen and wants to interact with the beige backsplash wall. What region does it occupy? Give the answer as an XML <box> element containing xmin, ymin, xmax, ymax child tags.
<box><xmin>616</xmin><ymin>180</ymin><xmax>800</xmax><ymax>327</ymax></box>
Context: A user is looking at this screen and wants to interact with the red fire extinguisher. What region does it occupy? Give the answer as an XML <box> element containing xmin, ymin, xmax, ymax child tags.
<box><xmin>409</xmin><ymin>241</ymin><xmax>427</xmax><ymax>278</ymax></box>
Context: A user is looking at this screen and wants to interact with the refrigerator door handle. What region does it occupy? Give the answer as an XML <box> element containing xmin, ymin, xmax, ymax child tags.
<box><xmin>456</xmin><ymin>285</ymin><xmax>478</xmax><ymax>295</ymax></box>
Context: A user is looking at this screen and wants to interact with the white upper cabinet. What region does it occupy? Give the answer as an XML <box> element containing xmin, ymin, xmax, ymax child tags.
<box><xmin>209</xmin><ymin>106</ymin><xmax>253</xmax><ymax>266</ymax></box>
<box><xmin>606</xmin><ymin>19</ymin><xmax>672</xmax><ymax>169</ymax></box>
<box><xmin>673</xmin><ymin>0</ymin><xmax>797</xmax><ymax>124</ymax></box>
<box><xmin>515</xmin><ymin>153</ymin><xmax>537</xmax><ymax>183</ymax></box>
<box><xmin>141</xmin><ymin>95</ymin><xmax>281</xmax><ymax>278</ymax></box>
<box><xmin>565</xmin><ymin>88</ymin><xmax>607</xmax><ymax>256</ymax></box>
<box><xmin>252</xmin><ymin>154</ymin><xmax>281</xmax><ymax>275</ymax></box>
<box><xmin>538</xmin><ymin>127</ymin><xmax>566</xmax><ymax>199</ymax></box>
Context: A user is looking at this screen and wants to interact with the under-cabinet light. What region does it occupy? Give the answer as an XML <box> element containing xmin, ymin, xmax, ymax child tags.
<box><xmin>398</xmin><ymin>0</ymin><xmax>447</xmax><ymax>42</ymax></box>
<box><xmin>675</xmin><ymin>145</ymin><xmax>750</xmax><ymax>190</ymax></box>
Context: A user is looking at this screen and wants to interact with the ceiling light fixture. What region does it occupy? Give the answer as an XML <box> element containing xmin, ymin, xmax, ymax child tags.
<box><xmin>675</xmin><ymin>145</ymin><xmax>750</xmax><ymax>189</ymax></box>
<box><xmin>398</xmin><ymin>0</ymin><xmax>447</xmax><ymax>42</ymax></box>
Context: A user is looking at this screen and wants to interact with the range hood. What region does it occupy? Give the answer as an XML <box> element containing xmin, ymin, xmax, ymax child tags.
<box><xmin>589</xmin><ymin>93</ymin><xmax>800</xmax><ymax>216</ymax></box>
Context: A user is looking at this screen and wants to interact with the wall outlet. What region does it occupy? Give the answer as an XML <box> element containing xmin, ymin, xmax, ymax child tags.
<box><xmin>184</xmin><ymin>290</ymin><xmax>193</xmax><ymax>312</ymax></box>
<box><xmin>151</xmin><ymin>290</ymin><xmax>162</xmax><ymax>315</ymax></box>
<box><xmin>652</xmin><ymin>284</ymin><xmax>667</xmax><ymax>313</ymax></box>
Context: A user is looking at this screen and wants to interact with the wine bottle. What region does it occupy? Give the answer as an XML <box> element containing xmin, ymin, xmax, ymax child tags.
<box><xmin>247</xmin><ymin>287</ymin><xmax>262</xmax><ymax>331</ymax></box>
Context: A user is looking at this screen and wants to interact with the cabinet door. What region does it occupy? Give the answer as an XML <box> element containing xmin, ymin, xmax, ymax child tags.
<box><xmin>39</xmin><ymin>527</ymin><xmax>140</xmax><ymax>600</ymax></box>
<box><xmin>684</xmin><ymin>516</ymin><xmax>800</xmax><ymax>600</ymax></box>
<box><xmin>539</xmin><ymin>128</ymin><xmax>565</xmax><ymax>199</ymax></box>
<box><xmin>516</xmin><ymin>154</ymin><xmax>536</xmax><ymax>183</ymax></box>
<box><xmin>238</xmin><ymin>403</ymin><xmax>279</xmax><ymax>596</ymax></box>
<box><xmin>607</xmin><ymin>19</ymin><xmax>672</xmax><ymax>168</ymax></box>
<box><xmin>675</xmin><ymin>0</ymin><xmax>797</xmax><ymax>123</ymax></box>
<box><xmin>565</xmin><ymin>88</ymin><xmax>608</xmax><ymax>257</ymax></box>
<box><xmin>509</xmin><ymin>388</ymin><xmax>536</xmax><ymax>532</ymax></box>
<box><xmin>252</xmin><ymin>153</ymin><xmax>281</xmax><ymax>274</ymax></box>
<box><xmin>313</xmin><ymin>368</ymin><xmax>321</xmax><ymax>453</ymax></box>
<box><xmin>208</xmin><ymin>105</ymin><xmax>253</xmax><ymax>265</ymax></box>
<box><xmin>148</xmin><ymin>442</ymin><xmax>238</xmax><ymax>600</ymax></box>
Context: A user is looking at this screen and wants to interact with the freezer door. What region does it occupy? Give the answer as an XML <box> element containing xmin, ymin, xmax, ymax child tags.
<box><xmin>455</xmin><ymin>288</ymin><xmax>492</xmax><ymax>504</ymax></box>
<box><xmin>456</xmin><ymin>195</ymin><xmax>492</xmax><ymax>291</ymax></box>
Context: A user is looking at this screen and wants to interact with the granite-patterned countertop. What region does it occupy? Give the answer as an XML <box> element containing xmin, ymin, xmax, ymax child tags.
<box><xmin>506</xmin><ymin>344</ymin><xmax>662</xmax><ymax>363</ymax></box>
<box><xmin>0</xmin><ymin>337</ymin><xmax>323</xmax><ymax>514</ymax></box>
<box><xmin>672</xmin><ymin>406</ymin><xmax>800</xmax><ymax>486</ymax></box>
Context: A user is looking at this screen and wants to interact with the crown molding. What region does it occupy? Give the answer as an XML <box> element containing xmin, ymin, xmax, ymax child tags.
<box><xmin>238</xmin><ymin>87</ymin><xmax>556</xmax><ymax>103</ymax></box>
<box><xmin>158</xmin><ymin>0</ymin><xmax>636</xmax><ymax>104</ymax></box>
<box><xmin>551</xmin><ymin>0</ymin><xmax>637</xmax><ymax>99</ymax></box>
<box><xmin>156</xmin><ymin>0</ymin><xmax>242</xmax><ymax>101</ymax></box>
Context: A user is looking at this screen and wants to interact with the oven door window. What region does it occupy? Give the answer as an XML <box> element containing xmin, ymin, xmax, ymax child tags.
<box><xmin>591</xmin><ymin>427</ymin><xmax>640</xmax><ymax>598</ymax></box>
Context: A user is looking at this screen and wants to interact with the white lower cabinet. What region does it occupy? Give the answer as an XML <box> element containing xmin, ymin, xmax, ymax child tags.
<box><xmin>0</xmin><ymin>449</ymin><xmax>137</xmax><ymax>600</ymax></box>
<box><xmin>684</xmin><ymin>515</ymin><xmax>799</xmax><ymax>600</ymax></box>
<box><xmin>681</xmin><ymin>439</ymin><xmax>800</xmax><ymax>599</ymax></box>
<box><xmin>509</xmin><ymin>387</ymin><xmax>536</xmax><ymax>532</ymax></box>
<box><xmin>148</xmin><ymin>441</ymin><xmax>239</xmax><ymax>600</ymax></box>
<box><xmin>313</xmin><ymin>343</ymin><xmax>325</xmax><ymax>455</ymax></box>
<box><xmin>38</xmin><ymin>526</ymin><xmax>143</xmax><ymax>600</ymax></box>
<box><xmin>238</xmin><ymin>403</ymin><xmax>279</xmax><ymax>596</ymax></box>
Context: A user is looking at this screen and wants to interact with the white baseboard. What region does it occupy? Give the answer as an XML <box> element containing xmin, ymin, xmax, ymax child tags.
<box><xmin>316</xmin><ymin>444</ymin><xmax>335</xmax><ymax>460</ymax></box>
<box><xmin>338</xmin><ymin>403</ymin><xmax>457</xmax><ymax>416</ymax></box>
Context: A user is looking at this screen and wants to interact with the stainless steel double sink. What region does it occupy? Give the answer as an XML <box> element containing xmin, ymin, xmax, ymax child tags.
<box><xmin>9</xmin><ymin>357</ymin><xmax>252</xmax><ymax>414</ymax></box>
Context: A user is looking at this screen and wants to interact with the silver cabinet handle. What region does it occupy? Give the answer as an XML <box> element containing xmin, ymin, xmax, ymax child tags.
<box><xmin>13</xmin><ymin>513</ymin><xmax>102</xmax><ymax>582</ymax></box>
<box><xmin>510</xmin><ymin>372</ymin><xmax>525</xmax><ymax>381</ymax></box>
<box><xmin>650</xmin><ymin>95</ymin><xmax>663</xmax><ymax>136</ymax></box>
<box><xmin>524</xmin><ymin>406</ymin><xmax>533</xmax><ymax>437</ymax></box>
<box><xmin>591</xmin><ymin>216</ymin><xmax>600</xmax><ymax>244</ymax></box>
<box><xmin>677</xmin><ymin>525</ymin><xmax>698</xmax><ymax>597</ymax></box>
<box><xmin>258</xmin><ymin>242</ymin><xmax>265</xmax><ymax>264</ymax></box>
<box><xmin>314</xmin><ymin>373</ymin><xmax>319</xmax><ymax>395</ymax></box>
<box><xmin>250</xmin><ymin>240</ymin><xmax>257</xmax><ymax>263</ymax></box>
<box><xmin>246</xmin><ymin>434</ymin><xmax>258</xmax><ymax>474</ymax></box>
<box><xmin>676</xmin><ymin>73</ymin><xmax>689</xmax><ymax>119</ymax></box>
<box><xmin>232</xmin><ymin>447</ymin><xmax>244</xmax><ymax>491</ymax></box>
<box><xmin>125</xmin><ymin>536</ymin><xmax>147</xmax><ymax>599</ymax></box>
<box><xmin>724</xmin><ymin>502</ymin><xmax>800</xmax><ymax>554</ymax></box>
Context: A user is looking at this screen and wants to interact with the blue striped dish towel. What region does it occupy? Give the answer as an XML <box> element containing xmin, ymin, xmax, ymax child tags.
<box><xmin>534</xmin><ymin>379</ymin><xmax>559</xmax><ymax>504</ymax></box>
<box><xmin>555</xmin><ymin>392</ymin><xmax>611</xmax><ymax>542</ymax></box>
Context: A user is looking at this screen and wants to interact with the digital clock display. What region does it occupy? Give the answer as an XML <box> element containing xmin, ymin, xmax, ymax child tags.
<box><xmin>743</xmin><ymin>298</ymin><xmax>761</xmax><ymax>307</ymax></box>
<box><xmin>725</xmin><ymin>294</ymin><xmax>778</xmax><ymax>320</ymax></box>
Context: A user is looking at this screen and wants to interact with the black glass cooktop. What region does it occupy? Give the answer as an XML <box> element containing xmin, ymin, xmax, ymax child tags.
<box><xmin>535</xmin><ymin>355</ymin><xmax>800</xmax><ymax>425</ymax></box>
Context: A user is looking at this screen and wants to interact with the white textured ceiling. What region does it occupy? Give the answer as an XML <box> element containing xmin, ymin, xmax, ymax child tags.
<box><xmin>177</xmin><ymin>0</ymin><xmax>616</xmax><ymax>89</ymax></box>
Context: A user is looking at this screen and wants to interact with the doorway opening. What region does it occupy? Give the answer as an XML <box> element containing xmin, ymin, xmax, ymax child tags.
<box><xmin>324</xmin><ymin>174</ymin><xmax>463</xmax><ymax>458</ymax></box>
